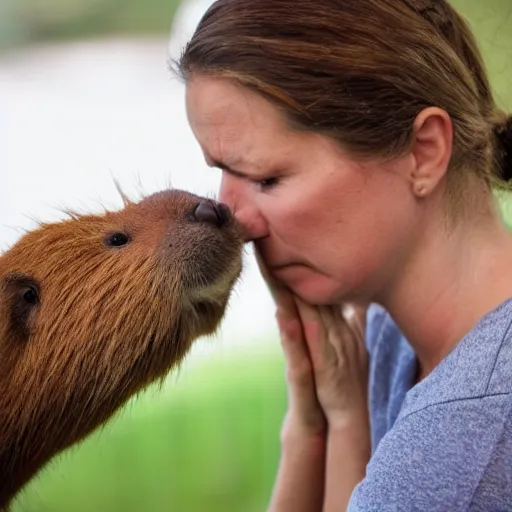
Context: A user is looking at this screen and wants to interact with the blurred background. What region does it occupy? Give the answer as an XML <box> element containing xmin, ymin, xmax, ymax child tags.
<box><xmin>1</xmin><ymin>0</ymin><xmax>511</xmax><ymax>510</ymax></box>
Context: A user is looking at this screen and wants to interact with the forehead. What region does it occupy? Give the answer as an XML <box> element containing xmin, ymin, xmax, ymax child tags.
<box><xmin>185</xmin><ymin>75</ymin><xmax>293</xmax><ymax>168</ymax></box>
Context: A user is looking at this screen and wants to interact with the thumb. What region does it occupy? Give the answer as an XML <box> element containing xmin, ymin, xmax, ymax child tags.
<box><xmin>255</xmin><ymin>246</ymin><xmax>297</xmax><ymax>318</ymax></box>
<box><xmin>277</xmin><ymin>312</ymin><xmax>319</xmax><ymax>413</ymax></box>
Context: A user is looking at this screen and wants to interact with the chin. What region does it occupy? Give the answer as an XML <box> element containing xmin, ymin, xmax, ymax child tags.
<box><xmin>286</xmin><ymin>276</ymin><xmax>342</xmax><ymax>305</ymax></box>
<box><xmin>272</xmin><ymin>264</ymin><xmax>350</xmax><ymax>305</ymax></box>
<box><xmin>291</xmin><ymin>287</ymin><xmax>339</xmax><ymax>305</ymax></box>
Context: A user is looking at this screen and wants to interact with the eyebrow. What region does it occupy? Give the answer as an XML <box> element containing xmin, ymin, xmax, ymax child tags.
<box><xmin>209</xmin><ymin>158</ymin><xmax>250</xmax><ymax>179</ymax></box>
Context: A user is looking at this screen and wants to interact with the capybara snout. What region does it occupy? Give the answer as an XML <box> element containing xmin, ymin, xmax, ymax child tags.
<box><xmin>0</xmin><ymin>188</ymin><xmax>243</xmax><ymax>506</ymax></box>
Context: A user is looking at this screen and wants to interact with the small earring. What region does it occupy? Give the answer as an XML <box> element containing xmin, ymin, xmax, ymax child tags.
<box><xmin>414</xmin><ymin>183</ymin><xmax>428</xmax><ymax>197</ymax></box>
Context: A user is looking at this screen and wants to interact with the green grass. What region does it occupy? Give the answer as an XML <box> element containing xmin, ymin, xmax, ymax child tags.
<box><xmin>34</xmin><ymin>0</ymin><xmax>182</xmax><ymax>42</ymax></box>
<box><xmin>451</xmin><ymin>0</ymin><xmax>512</xmax><ymax>113</ymax></box>
<box><xmin>1</xmin><ymin>0</ymin><xmax>183</xmax><ymax>50</ymax></box>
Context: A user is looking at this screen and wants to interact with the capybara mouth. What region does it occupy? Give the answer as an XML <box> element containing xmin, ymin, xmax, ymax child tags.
<box><xmin>185</xmin><ymin>252</ymin><xmax>242</xmax><ymax>336</ymax></box>
<box><xmin>191</xmin><ymin>299</ymin><xmax>224</xmax><ymax>327</ymax></box>
<box><xmin>178</xmin><ymin>197</ymin><xmax>244</xmax><ymax>294</ymax></box>
<box><xmin>0</xmin><ymin>187</ymin><xmax>244</xmax><ymax>508</ymax></box>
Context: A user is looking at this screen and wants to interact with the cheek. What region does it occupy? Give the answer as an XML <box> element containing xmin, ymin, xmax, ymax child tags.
<box><xmin>328</xmin><ymin>178</ymin><xmax>418</xmax><ymax>293</ymax></box>
<box><xmin>265</xmin><ymin>171</ymin><xmax>417</xmax><ymax>274</ymax></box>
<box><xmin>262</xmin><ymin>197</ymin><xmax>324</xmax><ymax>249</ymax></box>
<box><xmin>261</xmin><ymin>175</ymin><xmax>364</xmax><ymax>250</ymax></box>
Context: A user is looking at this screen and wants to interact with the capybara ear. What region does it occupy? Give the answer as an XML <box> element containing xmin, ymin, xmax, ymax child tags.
<box><xmin>1</xmin><ymin>272</ymin><xmax>40</xmax><ymax>340</ymax></box>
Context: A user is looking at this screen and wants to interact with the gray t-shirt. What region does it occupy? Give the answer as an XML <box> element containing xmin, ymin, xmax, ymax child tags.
<box><xmin>348</xmin><ymin>299</ymin><xmax>512</xmax><ymax>511</ymax></box>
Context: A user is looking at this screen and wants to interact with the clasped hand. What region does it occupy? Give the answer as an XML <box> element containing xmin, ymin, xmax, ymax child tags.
<box><xmin>258</xmin><ymin>254</ymin><xmax>370</xmax><ymax>441</ymax></box>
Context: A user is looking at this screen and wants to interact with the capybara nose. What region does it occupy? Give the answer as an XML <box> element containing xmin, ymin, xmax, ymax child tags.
<box><xmin>193</xmin><ymin>200</ymin><xmax>230</xmax><ymax>228</ymax></box>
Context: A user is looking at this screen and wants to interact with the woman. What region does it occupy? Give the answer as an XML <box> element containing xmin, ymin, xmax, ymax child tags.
<box><xmin>174</xmin><ymin>0</ymin><xmax>512</xmax><ymax>509</ymax></box>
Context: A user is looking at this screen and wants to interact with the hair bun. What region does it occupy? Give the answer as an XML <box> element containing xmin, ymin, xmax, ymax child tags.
<box><xmin>495</xmin><ymin>114</ymin><xmax>512</xmax><ymax>182</ymax></box>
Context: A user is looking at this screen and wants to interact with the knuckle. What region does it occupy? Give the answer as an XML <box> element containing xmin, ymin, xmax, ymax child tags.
<box><xmin>279</xmin><ymin>318</ymin><xmax>303</xmax><ymax>342</ymax></box>
<box><xmin>286</xmin><ymin>360</ymin><xmax>313</xmax><ymax>386</ymax></box>
<box><xmin>302</xmin><ymin>319</ymin><xmax>323</xmax><ymax>340</ymax></box>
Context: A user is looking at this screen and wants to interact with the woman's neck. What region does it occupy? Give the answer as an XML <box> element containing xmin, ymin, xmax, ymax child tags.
<box><xmin>380</xmin><ymin>201</ymin><xmax>512</xmax><ymax>380</ymax></box>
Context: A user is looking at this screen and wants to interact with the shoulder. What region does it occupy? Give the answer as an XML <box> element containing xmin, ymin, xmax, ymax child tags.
<box><xmin>351</xmin><ymin>299</ymin><xmax>512</xmax><ymax>511</ymax></box>
<box><xmin>401</xmin><ymin>297</ymin><xmax>512</xmax><ymax>416</ymax></box>
<box><xmin>349</xmin><ymin>393</ymin><xmax>512</xmax><ymax>511</ymax></box>
<box><xmin>366</xmin><ymin>297</ymin><xmax>512</xmax><ymax>414</ymax></box>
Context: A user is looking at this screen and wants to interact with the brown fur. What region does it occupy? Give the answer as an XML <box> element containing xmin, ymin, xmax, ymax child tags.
<box><xmin>0</xmin><ymin>189</ymin><xmax>243</xmax><ymax>508</ymax></box>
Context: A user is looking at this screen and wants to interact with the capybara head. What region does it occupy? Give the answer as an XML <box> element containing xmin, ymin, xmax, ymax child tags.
<box><xmin>0</xmin><ymin>189</ymin><xmax>243</xmax><ymax>506</ymax></box>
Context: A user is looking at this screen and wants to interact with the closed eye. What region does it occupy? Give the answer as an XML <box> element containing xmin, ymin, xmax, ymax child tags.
<box><xmin>209</xmin><ymin>158</ymin><xmax>281</xmax><ymax>192</ymax></box>
<box><xmin>256</xmin><ymin>177</ymin><xmax>279</xmax><ymax>190</ymax></box>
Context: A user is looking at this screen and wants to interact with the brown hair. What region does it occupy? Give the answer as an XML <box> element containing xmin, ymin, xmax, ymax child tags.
<box><xmin>173</xmin><ymin>0</ymin><xmax>512</xmax><ymax>197</ymax></box>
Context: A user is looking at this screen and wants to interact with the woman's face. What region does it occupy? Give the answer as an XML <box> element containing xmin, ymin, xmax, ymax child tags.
<box><xmin>186</xmin><ymin>75</ymin><xmax>422</xmax><ymax>305</ymax></box>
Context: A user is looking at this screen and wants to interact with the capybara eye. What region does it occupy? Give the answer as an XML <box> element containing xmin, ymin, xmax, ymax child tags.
<box><xmin>105</xmin><ymin>232</ymin><xmax>130</xmax><ymax>247</ymax></box>
<box><xmin>22</xmin><ymin>287</ymin><xmax>39</xmax><ymax>305</ymax></box>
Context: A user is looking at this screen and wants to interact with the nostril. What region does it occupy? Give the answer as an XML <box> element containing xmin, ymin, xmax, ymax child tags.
<box><xmin>194</xmin><ymin>200</ymin><xmax>230</xmax><ymax>227</ymax></box>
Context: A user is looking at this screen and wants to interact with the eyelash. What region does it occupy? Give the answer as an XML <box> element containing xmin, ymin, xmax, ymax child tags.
<box><xmin>215</xmin><ymin>165</ymin><xmax>280</xmax><ymax>191</ymax></box>
<box><xmin>255</xmin><ymin>177</ymin><xmax>279</xmax><ymax>191</ymax></box>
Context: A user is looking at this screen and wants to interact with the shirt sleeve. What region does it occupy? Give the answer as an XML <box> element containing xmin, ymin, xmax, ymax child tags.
<box><xmin>347</xmin><ymin>395</ymin><xmax>511</xmax><ymax>512</ymax></box>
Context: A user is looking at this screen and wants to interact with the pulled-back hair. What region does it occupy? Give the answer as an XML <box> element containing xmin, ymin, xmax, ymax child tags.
<box><xmin>174</xmin><ymin>0</ymin><xmax>512</xmax><ymax>195</ymax></box>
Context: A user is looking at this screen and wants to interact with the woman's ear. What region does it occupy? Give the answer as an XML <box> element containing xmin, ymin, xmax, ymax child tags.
<box><xmin>409</xmin><ymin>107</ymin><xmax>453</xmax><ymax>198</ymax></box>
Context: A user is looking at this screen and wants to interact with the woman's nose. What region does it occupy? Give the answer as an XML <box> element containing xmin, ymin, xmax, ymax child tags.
<box><xmin>233</xmin><ymin>207</ymin><xmax>269</xmax><ymax>241</ymax></box>
<box><xmin>219</xmin><ymin>175</ymin><xmax>268</xmax><ymax>241</ymax></box>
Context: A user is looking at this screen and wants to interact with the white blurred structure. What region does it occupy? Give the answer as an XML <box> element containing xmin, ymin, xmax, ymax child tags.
<box><xmin>0</xmin><ymin>0</ymin><xmax>279</xmax><ymax>359</ymax></box>
<box><xmin>168</xmin><ymin>0</ymin><xmax>215</xmax><ymax>62</ymax></box>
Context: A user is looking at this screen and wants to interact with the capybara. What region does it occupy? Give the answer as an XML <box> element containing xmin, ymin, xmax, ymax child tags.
<box><xmin>0</xmin><ymin>189</ymin><xmax>243</xmax><ymax>509</ymax></box>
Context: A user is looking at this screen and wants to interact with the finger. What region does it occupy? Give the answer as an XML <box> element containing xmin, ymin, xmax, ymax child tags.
<box><xmin>255</xmin><ymin>248</ymin><xmax>297</xmax><ymax>318</ymax></box>
<box><xmin>318</xmin><ymin>306</ymin><xmax>368</xmax><ymax>376</ymax></box>
<box><xmin>276</xmin><ymin>311</ymin><xmax>311</xmax><ymax>373</ymax></box>
<box><xmin>318</xmin><ymin>304</ymin><xmax>347</xmax><ymax>335</ymax></box>
<box><xmin>276</xmin><ymin>312</ymin><xmax>320</xmax><ymax>412</ymax></box>
<box><xmin>293</xmin><ymin>296</ymin><xmax>337</xmax><ymax>372</ymax></box>
<box><xmin>342</xmin><ymin>303</ymin><xmax>366</xmax><ymax>341</ymax></box>
<box><xmin>318</xmin><ymin>305</ymin><xmax>336</xmax><ymax>331</ymax></box>
<box><xmin>318</xmin><ymin>305</ymin><xmax>348</xmax><ymax>362</ymax></box>
<box><xmin>254</xmin><ymin>245</ymin><xmax>274</xmax><ymax>283</ymax></box>
<box><xmin>341</xmin><ymin>304</ymin><xmax>368</xmax><ymax>365</ymax></box>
